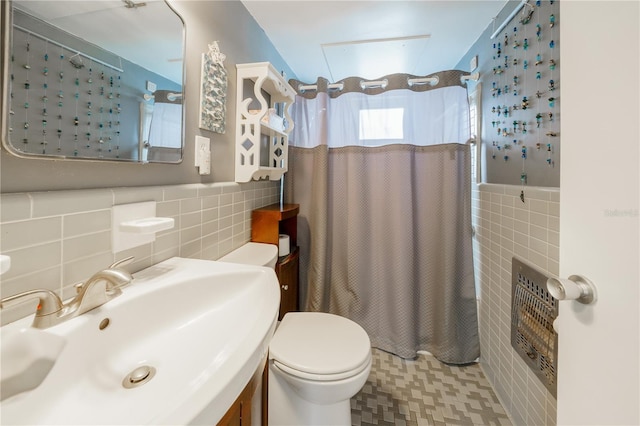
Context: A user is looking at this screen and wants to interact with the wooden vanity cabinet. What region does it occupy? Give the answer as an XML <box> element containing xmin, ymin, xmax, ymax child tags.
<box><xmin>275</xmin><ymin>248</ymin><xmax>299</xmax><ymax>318</ymax></box>
<box><xmin>218</xmin><ymin>203</ymin><xmax>300</xmax><ymax>425</ymax></box>
<box><xmin>251</xmin><ymin>203</ymin><xmax>299</xmax><ymax>320</ymax></box>
<box><xmin>217</xmin><ymin>359</ymin><xmax>269</xmax><ymax>426</ymax></box>
<box><xmin>216</xmin><ymin>382</ymin><xmax>251</xmax><ymax>426</ymax></box>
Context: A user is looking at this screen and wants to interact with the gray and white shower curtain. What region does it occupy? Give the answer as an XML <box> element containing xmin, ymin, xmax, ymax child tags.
<box><xmin>285</xmin><ymin>71</ymin><xmax>479</xmax><ymax>364</ymax></box>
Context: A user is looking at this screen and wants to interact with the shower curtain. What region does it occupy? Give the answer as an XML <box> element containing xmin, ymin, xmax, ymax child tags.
<box><xmin>284</xmin><ymin>71</ymin><xmax>479</xmax><ymax>364</ymax></box>
<box><xmin>148</xmin><ymin>90</ymin><xmax>182</xmax><ymax>149</ymax></box>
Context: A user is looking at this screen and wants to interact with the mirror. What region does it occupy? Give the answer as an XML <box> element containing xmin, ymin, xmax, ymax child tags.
<box><xmin>2</xmin><ymin>0</ymin><xmax>185</xmax><ymax>163</ymax></box>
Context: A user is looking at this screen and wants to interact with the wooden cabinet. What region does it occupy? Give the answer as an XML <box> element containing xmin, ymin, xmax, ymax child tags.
<box><xmin>216</xmin><ymin>385</ymin><xmax>250</xmax><ymax>426</ymax></box>
<box><xmin>276</xmin><ymin>248</ymin><xmax>299</xmax><ymax>318</ymax></box>
<box><xmin>251</xmin><ymin>203</ymin><xmax>299</xmax><ymax>320</ymax></box>
<box><xmin>217</xmin><ymin>358</ymin><xmax>269</xmax><ymax>426</ymax></box>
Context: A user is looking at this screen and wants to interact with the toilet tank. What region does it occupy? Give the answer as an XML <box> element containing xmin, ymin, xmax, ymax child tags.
<box><xmin>218</xmin><ymin>242</ymin><xmax>278</xmax><ymax>269</ymax></box>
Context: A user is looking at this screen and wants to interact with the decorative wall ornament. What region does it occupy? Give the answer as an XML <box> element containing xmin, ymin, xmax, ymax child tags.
<box><xmin>485</xmin><ymin>0</ymin><xmax>560</xmax><ymax>189</ymax></box>
<box><xmin>10</xmin><ymin>27</ymin><xmax>125</xmax><ymax>158</ymax></box>
<box><xmin>199</xmin><ymin>41</ymin><xmax>227</xmax><ymax>133</ymax></box>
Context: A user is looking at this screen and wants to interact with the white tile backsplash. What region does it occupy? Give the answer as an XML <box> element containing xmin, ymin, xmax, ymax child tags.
<box><xmin>474</xmin><ymin>183</ymin><xmax>559</xmax><ymax>426</ymax></box>
<box><xmin>63</xmin><ymin>210</ymin><xmax>111</xmax><ymax>238</ymax></box>
<box><xmin>0</xmin><ymin>193</ymin><xmax>32</xmax><ymax>222</ymax></box>
<box><xmin>1</xmin><ymin>217</ymin><xmax>62</xmax><ymax>251</ymax></box>
<box><xmin>0</xmin><ymin>181</ymin><xmax>279</xmax><ymax>326</ymax></box>
<box><xmin>31</xmin><ymin>189</ymin><xmax>113</xmax><ymax>217</ymax></box>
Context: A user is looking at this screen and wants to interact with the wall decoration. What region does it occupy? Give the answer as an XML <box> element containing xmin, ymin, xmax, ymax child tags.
<box><xmin>9</xmin><ymin>27</ymin><xmax>124</xmax><ymax>158</ymax></box>
<box><xmin>199</xmin><ymin>41</ymin><xmax>227</xmax><ymax>133</ymax></box>
<box><xmin>483</xmin><ymin>0</ymin><xmax>560</xmax><ymax>189</ymax></box>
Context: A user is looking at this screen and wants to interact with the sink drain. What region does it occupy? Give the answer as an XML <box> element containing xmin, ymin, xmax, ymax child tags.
<box><xmin>122</xmin><ymin>365</ymin><xmax>156</xmax><ymax>389</ymax></box>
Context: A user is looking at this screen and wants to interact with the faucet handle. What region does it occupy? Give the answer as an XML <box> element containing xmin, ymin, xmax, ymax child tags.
<box><xmin>0</xmin><ymin>289</ymin><xmax>63</xmax><ymax>316</ymax></box>
<box><xmin>109</xmin><ymin>256</ymin><xmax>134</xmax><ymax>269</ymax></box>
<box><xmin>75</xmin><ymin>256</ymin><xmax>134</xmax><ymax>293</ymax></box>
<box><xmin>73</xmin><ymin>282</ymin><xmax>86</xmax><ymax>294</ymax></box>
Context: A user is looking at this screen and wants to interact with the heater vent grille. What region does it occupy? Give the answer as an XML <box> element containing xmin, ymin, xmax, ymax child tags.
<box><xmin>511</xmin><ymin>258</ymin><xmax>558</xmax><ymax>397</ymax></box>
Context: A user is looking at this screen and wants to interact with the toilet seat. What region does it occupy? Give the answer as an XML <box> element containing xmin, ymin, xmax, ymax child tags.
<box><xmin>273</xmin><ymin>354</ymin><xmax>371</xmax><ymax>382</ymax></box>
<box><xmin>269</xmin><ymin>312</ymin><xmax>371</xmax><ymax>380</ymax></box>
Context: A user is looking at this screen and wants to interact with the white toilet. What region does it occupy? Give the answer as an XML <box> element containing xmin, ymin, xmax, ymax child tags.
<box><xmin>219</xmin><ymin>243</ymin><xmax>372</xmax><ymax>426</ymax></box>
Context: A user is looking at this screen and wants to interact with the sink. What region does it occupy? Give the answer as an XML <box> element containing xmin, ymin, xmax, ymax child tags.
<box><xmin>0</xmin><ymin>257</ymin><xmax>280</xmax><ymax>425</ymax></box>
<box><xmin>1</xmin><ymin>328</ymin><xmax>67</xmax><ymax>401</ymax></box>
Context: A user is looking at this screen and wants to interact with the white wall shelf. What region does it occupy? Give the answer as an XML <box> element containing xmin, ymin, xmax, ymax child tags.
<box><xmin>120</xmin><ymin>217</ymin><xmax>175</xmax><ymax>234</ymax></box>
<box><xmin>111</xmin><ymin>201</ymin><xmax>174</xmax><ymax>253</ymax></box>
<box><xmin>235</xmin><ymin>62</ymin><xmax>296</xmax><ymax>183</ymax></box>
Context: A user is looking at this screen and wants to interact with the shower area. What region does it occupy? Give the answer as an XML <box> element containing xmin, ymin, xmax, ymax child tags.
<box><xmin>284</xmin><ymin>70</ymin><xmax>480</xmax><ymax>365</ymax></box>
<box><xmin>140</xmin><ymin>89</ymin><xmax>183</xmax><ymax>162</ymax></box>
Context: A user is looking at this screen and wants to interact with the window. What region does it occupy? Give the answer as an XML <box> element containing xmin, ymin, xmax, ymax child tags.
<box><xmin>358</xmin><ymin>108</ymin><xmax>404</xmax><ymax>141</ymax></box>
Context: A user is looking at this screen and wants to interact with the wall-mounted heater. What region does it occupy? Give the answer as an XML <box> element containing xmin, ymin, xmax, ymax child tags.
<box><xmin>511</xmin><ymin>257</ymin><xmax>559</xmax><ymax>397</ymax></box>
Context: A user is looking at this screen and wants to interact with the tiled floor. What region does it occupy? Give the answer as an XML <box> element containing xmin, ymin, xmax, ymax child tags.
<box><xmin>351</xmin><ymin>348</ymin><xmax>511</xmax><ymax>426</ymax></box>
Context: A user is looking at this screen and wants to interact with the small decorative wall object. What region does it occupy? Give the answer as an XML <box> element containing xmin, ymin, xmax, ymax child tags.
<box><xmin>519</xmin><ymin>4</ymin><xmax>534</xmax><ymax>25</ymax></box>
<box><xmin>199</xmin><ymin>41</ymin><xmax>227</xmax><ymax>133</ymax></box>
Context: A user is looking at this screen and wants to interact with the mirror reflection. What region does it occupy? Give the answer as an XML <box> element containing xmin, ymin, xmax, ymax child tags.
<box><xmin>4</xmin><ymin>0</ymin><xmax>184</xmax><ymax>163</ymax></box>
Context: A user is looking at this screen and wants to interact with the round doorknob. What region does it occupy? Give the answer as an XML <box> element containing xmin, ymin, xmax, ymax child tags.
<box><xmin>546</xmin><ymin>275</ymin><xmax>597</xmax><ymax>304</ymax></box>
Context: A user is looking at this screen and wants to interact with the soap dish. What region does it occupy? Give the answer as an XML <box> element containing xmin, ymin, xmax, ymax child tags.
<box><xmin>120</xmin><ymin>217</ymin><xmax>175</xmax><ymax>234</ymax></box>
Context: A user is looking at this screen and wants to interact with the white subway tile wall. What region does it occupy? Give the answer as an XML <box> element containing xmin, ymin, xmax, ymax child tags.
<box><xmin>1</xmin><ymin>178</ymin><xmax>559</xmax><ymax>425</ymax></box>
<box><xmin>0</xmin><ymin>181</ymin><xmax>279</xmax><ymax>325</ymax></box>
<box><xmin>472</xmin><ymin>183</ymin><xmax>559</xmax><ymax>426</ymax></box>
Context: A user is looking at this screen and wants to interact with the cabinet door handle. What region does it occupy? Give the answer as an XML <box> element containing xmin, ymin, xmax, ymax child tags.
<box><xmin>281</xmin><ymin>285</ymin><xmax>288</xmax><ymax>291</ymax></box>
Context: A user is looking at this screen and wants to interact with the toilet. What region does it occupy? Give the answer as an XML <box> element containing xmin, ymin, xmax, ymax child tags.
<box><xmin>217</xmin><ymin>241</ymin><xmax>278</xmax><ymax>269</ymax></box>
<box><xmin>218</xmin><ymin>243</ymin><xmax>372</xmax><ymax>426</ymax></box>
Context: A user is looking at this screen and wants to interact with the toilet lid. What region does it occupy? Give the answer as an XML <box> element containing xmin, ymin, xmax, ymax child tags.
<box><xmin>269</xmin><ymin>312</ymin><xmax>371</xmax><ymax>376</ymax></box>
<box><xmin>217</xmin><ymin>242</ymin><xmax>277</xmax><ymax>267</ymax></box>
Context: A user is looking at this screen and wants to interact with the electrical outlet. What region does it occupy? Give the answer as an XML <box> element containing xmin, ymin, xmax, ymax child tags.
<box><xmin>195</xmin><ymin>135</ymin><xmax>211</xmax><ymax>175</ymax></box>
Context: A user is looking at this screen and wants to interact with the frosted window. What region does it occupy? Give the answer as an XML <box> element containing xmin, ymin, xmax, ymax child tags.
<box><xmin>359</xmin><ymin>108</ymin><xmax>404</xmax><ymax>141</ymax></box>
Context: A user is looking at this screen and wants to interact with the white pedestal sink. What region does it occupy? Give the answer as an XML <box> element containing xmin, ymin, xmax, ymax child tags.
<box><xmin>0</xmin><ymin>257</ymin><xmax>280</xmax><ymax>425</ymax></box>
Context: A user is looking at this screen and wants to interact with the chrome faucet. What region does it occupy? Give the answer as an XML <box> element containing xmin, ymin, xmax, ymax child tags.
<box><xmin>0</xmin><ymin>257</ymin><xmax>134</xmax><ymax>329</ymax></box>
<box><xmin>67</xmin><ymin>264</ymin><xmax>133</xmax><ymax>317</ymax></box>
<box><xmin>0</xmin><ymin>289</ymin><xmax>64</xmax><ymax>328</ymax></box>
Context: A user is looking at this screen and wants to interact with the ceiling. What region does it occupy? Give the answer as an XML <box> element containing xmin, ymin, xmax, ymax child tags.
<box><xmin>241</xmin><ymin>1</ymin><xmax>508</xmax><ymax>83</ymax></box>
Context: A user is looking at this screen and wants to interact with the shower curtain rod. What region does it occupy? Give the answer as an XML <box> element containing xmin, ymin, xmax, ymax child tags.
<box><xmin>297</xmin><ymin>72</ymin><xmax>479</xmax><ymax>93</ymax></box>
<box><xmin>144</xmin><ymin>91</ymin><xmax>183</xmax><ymax>103</ymax></box>
<box><xmin>297</xmin><ymin>82</ymin><xmax>344</xmax><ymax>92</ymax></box>
<box><xmin>490</xmin><ymin>0</ymin><xmax>528</xmax><ymax>39</ymax></box>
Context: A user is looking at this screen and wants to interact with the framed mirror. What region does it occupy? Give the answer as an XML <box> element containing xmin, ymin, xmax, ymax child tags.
<box><xmin>1</xmin><ymin>0</ymin><xmax>185</xmax><ymax>163</ymax></box>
